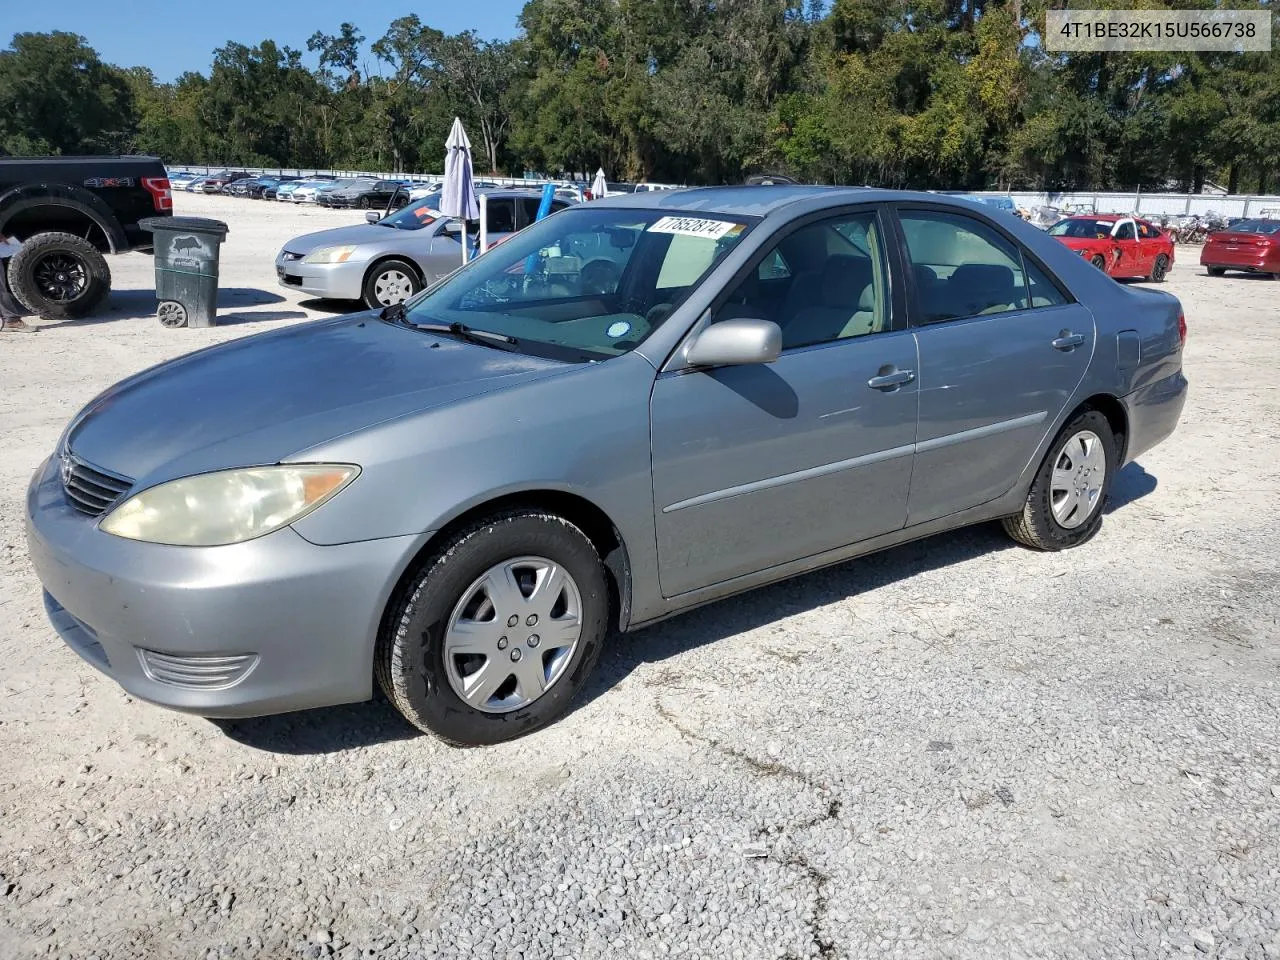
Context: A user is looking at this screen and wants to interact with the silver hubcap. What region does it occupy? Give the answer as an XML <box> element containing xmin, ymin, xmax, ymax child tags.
<box><xmin>443</xmin><ymin>556</ymin><xmax>583</xmax><ymax>713</ymax></box>
<box><xmin>1050</xmin><ymin>429</ymin><xmax>1106</xmax><ymax>529</ymax></box>
<box><xmin>374</xmin><ymin>270</ymin><xmax>414</xmax><ymax>305</ymax></box>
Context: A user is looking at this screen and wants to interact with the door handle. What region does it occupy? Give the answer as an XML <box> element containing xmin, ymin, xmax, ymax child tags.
<box><xmin>1051</xmin><ymin>331</ymin><xmax>1085</xmax><ymax>351</ymax></box>
<box><xmin>867</xmin><ymin>369</ymin><xmax>915</xmax><ymax>391</ymax></box>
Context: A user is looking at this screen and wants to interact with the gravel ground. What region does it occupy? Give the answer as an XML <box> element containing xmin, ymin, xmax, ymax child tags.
<box><xmin>2</xmin><ymin>194</ymin><xmax>1278</xmax><ymax>960</ymax></box>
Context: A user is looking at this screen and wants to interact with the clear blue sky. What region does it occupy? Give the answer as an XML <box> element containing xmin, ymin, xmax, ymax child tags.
<box><xmin>5</xmin><ymin>0</ymin><xmax>527</xmax><ymax>82</ymax></box>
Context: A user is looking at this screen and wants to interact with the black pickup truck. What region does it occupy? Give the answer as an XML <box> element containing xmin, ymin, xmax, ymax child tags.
<box><xmin>0</xmin><ymin>156</ymin><xmax>173</xmax><ymax>319</ymax></box>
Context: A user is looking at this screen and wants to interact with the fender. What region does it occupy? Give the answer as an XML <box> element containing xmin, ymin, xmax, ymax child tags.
<box><xmin>0</xmin><ymin>182</ymin><xmax>128</xmax><ymax>253</ymax></box>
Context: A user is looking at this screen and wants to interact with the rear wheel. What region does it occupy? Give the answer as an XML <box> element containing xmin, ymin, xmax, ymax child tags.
<box><xmin>1089</xmin><ymin>255</ymin><xmax>1107</xmax><ymax>271</ymax></box>
<box><xmin>1149</xmin><ymin>254</ymin><xmax>1169</xmax><ymax>282</ymax></box>
<box><xmin>7</xmin><ymin>232</ymin><xmax>111</xmax><ymax>320</ymax></box>
<box><xmin>1206</xmin><ymin>266</ymin><xmax>1226</xmax><ymax>277</ymax></box>
<box><xmin>361</xmin><ymin>259</ymin><xmax>420</xmax><ymax>310</ymax></box>
<box><xmin>1002</xmin><ymin>409</ymin><xmax>1117</xmax><ymax>551</ymax></box>
<box><xmin>376</xmin><ymin>511</ymin><xmax>610</xmax><ymax>745</ymax></box>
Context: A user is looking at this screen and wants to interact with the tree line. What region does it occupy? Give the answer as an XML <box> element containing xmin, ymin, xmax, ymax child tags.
<box><xmin>2</xmin><ymin>0</ymin><xmax>1278</xmax><ymax>193</ymax></box>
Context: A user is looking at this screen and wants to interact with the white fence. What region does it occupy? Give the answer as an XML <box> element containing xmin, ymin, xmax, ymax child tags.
<box><xmin>167</xmin><ymin>165</ymin><xmax>1280</xmax><ymax>215</ymax></box>
<box><xmin>168</xmin><ymin>164</ymin><xmax>685</xmax><ymax>190</ymax></box>
<box><xmin>965</xmin><ymin>190</ymin><xmax>1280</xmax><ymax>218</ymax></box>
<box><xmin>169</xmin><ymin>164</ymin><xmax>532</xmax><ymax>187</ymax></box>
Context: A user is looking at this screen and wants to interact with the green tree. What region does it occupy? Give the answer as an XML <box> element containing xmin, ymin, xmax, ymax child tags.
<box><xmin>0</xmin><ymin>32</ymin><xmax>135</xmax><ymax>155</ymax></box>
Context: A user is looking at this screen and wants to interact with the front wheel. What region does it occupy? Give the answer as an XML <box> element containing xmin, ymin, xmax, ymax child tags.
<box><xmin>1090</xmin><ymin>255</ymin><xmax>1108</xmax><ymax>271</ymax></box>
<box><xmin>1149</xmin><ymin>254</ymin><xmax>1169</xmax><ymax>282</ymax></box>
<box><xmin>1002</xmin><ymin>409</ymin><xmax>1117</xmax><ymax>551</ymax></box>
<box><xmin>362</xmin><ymin>259</ymin><xmax>420</xmax><ymax>309</ymax></box>
<box><xmin>1206</xmin><ymin>266</ymin><xmax>1226</xmax><ymax>277</ymax></box>
<box><xmin>376</xmin><ymin>511</ymin><xmax>610</xmax><ymax>745</ymax></box>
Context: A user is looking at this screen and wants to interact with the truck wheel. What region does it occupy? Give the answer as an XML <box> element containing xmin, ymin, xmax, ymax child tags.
<box><xmin>7</xmin><ymin>232</ymin><xmax>111</xmax><ymax>321</ymax></box>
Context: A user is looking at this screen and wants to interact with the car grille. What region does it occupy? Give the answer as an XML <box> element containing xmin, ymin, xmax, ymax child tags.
<box><xmin>61</xmin><ymin>452</ymin><xmax>133</xmax><ymax>516</ymax></box>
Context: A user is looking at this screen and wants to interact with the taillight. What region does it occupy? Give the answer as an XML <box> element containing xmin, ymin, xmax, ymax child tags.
<box><xmin>1178</xmin><ymin>313</ymin><xmax>1187</xmax><ymax>347</ymax></box>
<box><xmin>142</xmin><ymin>177</ymin><xmax>173</xmax><ymax>212</ymax></box>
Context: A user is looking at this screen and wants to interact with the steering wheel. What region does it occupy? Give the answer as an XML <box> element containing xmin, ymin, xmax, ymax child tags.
<box><xmin>579</xmin><ymin>259</ymin><xmax>620</xmax><ymax>296</ymax></box>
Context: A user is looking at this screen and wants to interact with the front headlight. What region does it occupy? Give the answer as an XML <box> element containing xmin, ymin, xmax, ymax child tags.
<box><xmin>303</xmin><ymin>245</ymin><xmax>358</xmax><ymax>264</ymax></box>
<box><xmin>100</xmin><ymin>464</ymin><xmax>359</xmax><ymax>546</ymax></box>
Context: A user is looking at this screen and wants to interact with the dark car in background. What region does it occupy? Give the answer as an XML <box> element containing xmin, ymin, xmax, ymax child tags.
<box><xmin>313</xmin><ymin>178</ymin><xmax>378</xmax><ymax>207</ymax></box>
<box><xmin>325</xmin><ymin>179</ymin><xmax>407</xmax><ymax>209</ymax></box>
<box><xmin>201</xmin><ymin>170</ymin><xmax>252</xmax><ymax>193</ymax></box>
<box><xmin>243</xmin><ymin>176</ymin><xmax>298</xmax><ymax>199</ymax></box>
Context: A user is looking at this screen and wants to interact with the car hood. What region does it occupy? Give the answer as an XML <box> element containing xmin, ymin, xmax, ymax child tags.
<box><xmin>66</xmin><ymin>316</ymin><xmax>569</xmax><ymax>485</ymax></box>
<box><xmin>282</xmin><ymin>224</ymin><xmax>391</xmax><ymax>254</ymax></box>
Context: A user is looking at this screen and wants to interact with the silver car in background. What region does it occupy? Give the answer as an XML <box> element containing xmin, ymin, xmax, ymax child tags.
<box><xmin>27</xmin><ymin>187</ymin><xmax>1186</xmax><ymax>747</ymax></box>
<box><xmin>275</xmin><ymin>189</ymin><xmax>576</xmax><ymax>309</ymax></box>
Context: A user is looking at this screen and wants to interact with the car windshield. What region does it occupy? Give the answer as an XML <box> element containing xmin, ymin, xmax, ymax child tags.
<box><xmin>1227</xmin><ymin>219</ymin><xmax>1280</xmax><ymax>235</ymax></box>
<box><xmin>395</xmin><ymin>207</ymin><xmax>756</xmax><ymax>362</ymax></box>
<box><xmin>1048</xmin><ymin>219</ymin><xmax>1116</xmax><ymax>238</ymax></box>
<box><xmin>378</xmin><ymin>198</ymin><xmax>445</xmax><ymax>231</ymax></box>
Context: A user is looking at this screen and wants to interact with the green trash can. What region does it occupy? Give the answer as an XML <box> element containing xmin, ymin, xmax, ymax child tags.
<box><xmin>139</xmin><ymin>216</ymin><xmax>229</xmax><ymax>328</ymax></box>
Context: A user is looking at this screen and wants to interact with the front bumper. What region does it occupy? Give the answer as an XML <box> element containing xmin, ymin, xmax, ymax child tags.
<box><xmin>25</xmin><ymin>456</ymin><xmax>419</xmax><ymax>718</ymax></box>
<box><xmin>275</xmin><ymin>252</ymin><xmax>367</xmax><ymax>301</ymax></box>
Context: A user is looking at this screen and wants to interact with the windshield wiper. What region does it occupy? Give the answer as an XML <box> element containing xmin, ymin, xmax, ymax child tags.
<box><xmin>380</xmin><ymin>304</ymin><xmax>517</xmax><ymax>348</ymax></box>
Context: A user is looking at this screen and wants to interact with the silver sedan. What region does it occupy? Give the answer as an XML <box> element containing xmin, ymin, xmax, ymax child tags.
<box><xmin>27</xmin><ymin>187</ymin><xmax>1187</xmax><ymax>745</ymax></box>
<box><xmin>276</xmin><ymin>189</ymin><xmax>576</xmax><ymax>309</ymax></box>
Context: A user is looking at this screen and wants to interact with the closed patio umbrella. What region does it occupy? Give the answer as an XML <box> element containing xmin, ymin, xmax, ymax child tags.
<box><xmin>440</xmin><ymin>117</ymin><xmax>480</xmax><ymax>262</ymax></box>
<box><xmin>591</xmin><ymin>168</ymin><xmax>607</xmax><ymax>200</ymax></box>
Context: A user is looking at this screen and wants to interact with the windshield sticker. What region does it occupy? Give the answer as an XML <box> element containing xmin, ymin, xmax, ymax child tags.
<box><xmin>606</xmin><ymin>321</ymin><xmax>632</xmax><ymax>338</ymax></box>
<box><xmin>648</xmin><ymin>216</ymin><xmax>741</xmax><ymax>240</ymax></box>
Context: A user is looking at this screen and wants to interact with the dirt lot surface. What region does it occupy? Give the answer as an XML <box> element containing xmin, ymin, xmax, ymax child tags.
<box><xmin>1</xmin><ymin>193</ymin><xmax>1278</xmax><ymax>960</ymax></box>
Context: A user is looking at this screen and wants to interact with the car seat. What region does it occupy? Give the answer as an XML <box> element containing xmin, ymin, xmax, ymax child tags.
<box><xmin>782</xmin><ymin>255</ymin><xmax>874</xmax><ymax>348</ymax></box>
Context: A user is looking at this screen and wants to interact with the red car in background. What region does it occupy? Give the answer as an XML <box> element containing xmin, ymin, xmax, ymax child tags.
<box><xmin>1047</xmin><ymin>215</ymin><xmax>1175</xmax><ymax>281</ymax></box>
<box><xmin>1200</xmin><ymin>219</ymin><xmax>1280</xmax><ymax>279</ymax></box>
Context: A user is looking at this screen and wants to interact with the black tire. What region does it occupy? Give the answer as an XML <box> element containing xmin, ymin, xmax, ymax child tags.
<box><xmin>361</xmin><ymin>259</ymin><xmax>420</xmax><ymax>310</ymax></box>
<box><xmin>376</xmin><ymin>511</ymin><xmax>610</xmax><ymax>746</ymax></box>
<box><xmin>1149</xmin><ymin>254</ymin><xmax>1169</xmax><ymax>282</ymax></box>
<box><xmin>1002</xmin><ymin>409</ymin><xmax>1117</xmax><ymax>551</ymax></box>
<box><xmin>358</xmin><ymin>197</ymin><xmax>370</xmax><ymax>209</ymax></box>
<box><xmin>7</xmin><ymin>232</ymin><xmax>111</xmax><ymax>320</ymax></box>
<box><xmin>1206</xmin><ymin>266</ymin><xmax>1226</xmax><ymax>277</ymax></box>
<box><xmin>1089</xmin><ymin>255</ymin><xmax>1107</xmax><ymax>271</ymax></box>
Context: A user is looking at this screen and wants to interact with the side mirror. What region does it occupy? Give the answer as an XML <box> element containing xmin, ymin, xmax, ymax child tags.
<box><xmin>443</xmin><ymin>220</ymin><xmax>463</xmax><ymax>236</ymax></box>
<box><xmin>365</xmin><ymin>211</ymin><xmax>382</xmax><ymax>223</ymax></box>
<box><xmin>685</xmin><ymin>318</ymin><xmax>781</xmax><ymax>368</ymax></box>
